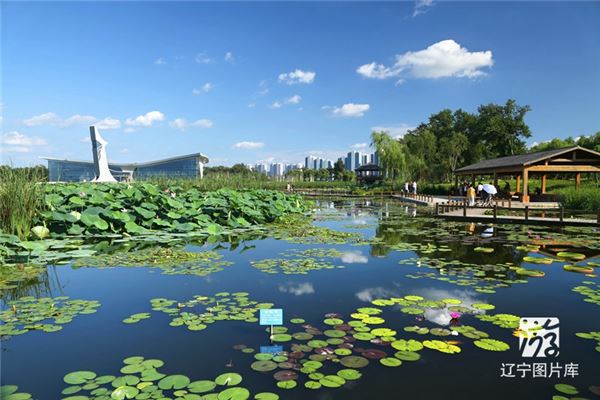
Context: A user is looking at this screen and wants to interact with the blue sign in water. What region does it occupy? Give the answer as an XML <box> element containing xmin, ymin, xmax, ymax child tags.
<box><xmin>260</xmin><ymin>345</ymin><xmax>283</xmax><ymax>355</ymax></box>
<box><xmin>259</xmin><ymin>309</ymin><xmax>283</xmax><ymax>326</ymax></box>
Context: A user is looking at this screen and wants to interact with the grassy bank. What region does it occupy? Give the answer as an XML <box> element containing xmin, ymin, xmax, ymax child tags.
<box><xmin>0</xmin><ymin>167</ymin><xmax>46</xmax><ymax>240</ymax></box>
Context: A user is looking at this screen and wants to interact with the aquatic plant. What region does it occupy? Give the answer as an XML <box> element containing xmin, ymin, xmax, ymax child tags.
<box><xmin>124</xmin><ymin>292</ymin><xmax>273</xmax><ymax>332</ymax></box>
<box><xmin>55</xmin><ymin>355</ymin><xmax>280</xmax><ymax>400</ymax></box>
<box><xmin>73</xmin><ymin>247</ymin><xmax>234</xmax><ymax>277</ymax></box>
<box><xmin>0</xmin><ymin>296</ymin><xmax>100</xmax><ymax>337</ymax></box>
<box><xmin>0</xmin><ymin>385</ymin><xmax>32</xmax><ymax>400</ymax></box>
<box><xmin>572</xmin><ymin>281</ymin><xmax>600</xmax><ymax>307</ymax></box>
<box><xmin>575</xmin><ymin>331</ymin><xmax>600</xmax><ymax>353</ymax></box>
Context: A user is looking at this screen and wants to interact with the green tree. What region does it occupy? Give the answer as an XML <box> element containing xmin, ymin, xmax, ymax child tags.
<box><xmin>371</xmin><ymin>131</ymin><xmax>406</xmax><ymax>180</ymax></box>
<box><xmin>477</xmin><ymin>99</ymin><xmax>532</xmax><ymax>157</ymax></box>
<box><xmin>333</xmin><ymin>158</ymin><xmax>345</xmax><ymax>181</ymax></box>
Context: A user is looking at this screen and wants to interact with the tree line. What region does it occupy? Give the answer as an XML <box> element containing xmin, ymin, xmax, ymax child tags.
<box><xmin>372</xmin><ymin>99</ymin><xmax>599</xmax><ymax>183</ymax></box>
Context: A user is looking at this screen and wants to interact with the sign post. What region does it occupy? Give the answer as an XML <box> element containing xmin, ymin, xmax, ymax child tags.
<box><xmin>259</xmin><ymin>309</ymin><xmax>283</xmax><ymax>341</ymax></box>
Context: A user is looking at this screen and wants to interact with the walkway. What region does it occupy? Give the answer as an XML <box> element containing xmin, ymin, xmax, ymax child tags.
<box><xmin>435</xmin><ymin>202</ymin><xmax>598</xmax><ymax>227</ymax></box>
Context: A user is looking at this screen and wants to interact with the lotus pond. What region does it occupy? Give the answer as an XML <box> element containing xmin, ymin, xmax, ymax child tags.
<box><xmin>1</xmin><ymin>198</ymin><xmax>600</xmax><ymax>399</ymax></box>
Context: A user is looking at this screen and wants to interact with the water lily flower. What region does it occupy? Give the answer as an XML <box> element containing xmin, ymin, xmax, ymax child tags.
<box><xmin>78</xmin><ymin>191</ymin><xmax>86</xmax><ymax>197</ymax></box>
<box><xmin>171</xmin><ymin>192</ymin><xmax>177</xmax><ymax>198</ymax></box>
<box><xmin>449</xmin><ymin>311</ymin><xmax>462</xmax><ymax>320</ymax></box>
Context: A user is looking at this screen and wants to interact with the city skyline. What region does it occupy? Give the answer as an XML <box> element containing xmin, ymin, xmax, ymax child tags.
<box><xmin>2</xmin><ymin>2</ymin><xmax>599</xmax><ymax>167</ymax></box>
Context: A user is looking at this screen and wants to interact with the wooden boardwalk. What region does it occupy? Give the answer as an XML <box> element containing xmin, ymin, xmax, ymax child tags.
<box><xmin>435</xmin><ymin>203</ymin><xmax>599</xmax><ymax>227</ymax></box>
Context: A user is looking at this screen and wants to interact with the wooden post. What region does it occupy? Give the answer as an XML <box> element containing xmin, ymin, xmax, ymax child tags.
<box><xmin>560</xmin><ymin>207</ymin><xmax>564</xmax><ymax>222</ymax></box>
<box><xmin>575</xmin><ymin>172</ymin><xmax>581</xmax><ymax>189</ymax></box>
<box><xmin>463</xmin><ymin>202</ymin><xmax>467</xmax><ymax>217</ymax></box>
<box><xmin>493</xmin><ymin>205</ymin><xmax>497</xmax><ymax>221</ymax></box>
<box><xmin>525</xmin><ymin>205</ymin><xmax>529</xmax><ymax>221</ymax></box>
<box><xmin>516</xmin><ymin>174</ymin><xmax>521</xmax><ymax>193</ymax></box>
<box><xmin>435</xmin><ymin>203</ymin><xmax>439</xmax><ymax>216</ymax></box>
<box><xmin>493</xmin><ymin>171</ymin><xmax>498</xmax><ymax>187</ymax></box>
<box><xmin>541</xmin><ymin>174</ymin><xmax>547</xmax><ymax>194</ymax></box>
<box><xmin>522</xmin><ymin>169</ymin><xmax>529</xmax><ymax>203</ymax></box>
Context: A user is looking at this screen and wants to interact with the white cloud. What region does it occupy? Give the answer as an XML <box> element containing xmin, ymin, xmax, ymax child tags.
<box><xmin>154</xmin><ymin>57</ymin><xmax>166</xmax><ymax>65</ymax></box>
<box><xmin>2</xmin><ymin>131</ymin><xmax>47</xmax><ymax>146</ymax></box>
<box><xmin>351</xmin><ymin>143</ymin><xmax>368</xmax><ymax>150</ymax></box>
<box><xmin>1</xmin><ymin>131</ymin><xmax>47</xmax><ymax>153</ymax></box>
<box><xmin>356</xmin><ymin>63</ymin><xmax>397</xmax><ymax>80</ymax></box>
<box><xmin>278</xmin><ymin>282</ymin><xmax>315</xmax><ymax>296</ymax></box>
<box><xmin>357</xmin><ymin>40</ymin><xmax>493</xmax><ymax>81</ymax></box>
<box><xmin>195</xmin><ymin>53</ymin><xmax>213</xmax><ymax>64</ymax></box>
<box><xmin>23</xmin><ymin>112</ymin><xmax>61</xmax><ymax>126</ymax></box>
<box><xmin>95</xmin><ymin>117</ymin><xmax>121</xmax><ymax>130</ymax></box>
<box><xmin>224</xmin><ymin>52</ymin><xmax>234</xmax><ymax>62</ymax></box>
<box><xmin>234</xmin><ymin>141</ymin><xmax>264</xmax><ymax>149</ymax></box>
<box><xmin>125</xmin><ymin>111</ymin><xmax>165</xmax><ymax>127</ymax></box>
<box><xmin>193</xmin><ymin>82</ymin><xmax>214</xmax><ymax>95</ymax></box>
<box><xmin>62</xmin><ymin>114</ymin><xmax>97</xmax><ymax>127</ymax></box>
<box><xmin>340</xmin><ymin>251</ymin><xmax>368</xmax><ymax>264</ymax></box>
<box><xmin>278</xmin><ymin>69</ymin><xmax>316</xmax><ymax>85</ymax></box>
<box><xmin>269</xmin><ymin>101</ymin><xmax>282</xmax><ymax>109</ymax></box>
<box><xmin>247</xmin><ymin>103</ymin><xmax>256</xmax><ymax>108</ymax></box>
<box><xmin>330</xmin><ymin>103</ymin><xmax>370</xmax><ymax>118</ymax></box>
<box><xmin>286</xmin><ymin>94</ymin><xmax>301</xmax><ymax>104</ymax></box>
<box><xmin>124</xmin><ymin>127</ymin><xmax>136</xmax><ymax>133</ymax></box>
<box><xmin>413</xmin><ymin>0</ymin><xmax>434</xmax><ymax>17</ymax></box>
<box><xmin>22</xmin><ymin>112</ymin><xmax>120</xmax><ymax>129</ymax></box>
<box><xmin>169</xmin><ymin>118</ymin><xmax>213</xmax><ymax>131</ymax></box>
<box><xmin>355</xmin><ymin>287</ymin><xmax>399</xmax><ymax>302</ymax></box>
<box><xmin>371</xmin><ymin>124</ymin><xmax>416</xmax><ymax>139</ymax></box>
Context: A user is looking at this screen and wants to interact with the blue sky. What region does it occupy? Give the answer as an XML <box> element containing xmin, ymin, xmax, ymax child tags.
<box><xmin>2</xmin><ymin>1</ymin><xmax>599</xmax><ymax>167</ymax></box>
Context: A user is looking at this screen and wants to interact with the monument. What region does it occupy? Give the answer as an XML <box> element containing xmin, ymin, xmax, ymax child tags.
<box><xmin>90</xmin><ymin>126</ymin><xmax>117</xmax><ymax>182</ymax></box>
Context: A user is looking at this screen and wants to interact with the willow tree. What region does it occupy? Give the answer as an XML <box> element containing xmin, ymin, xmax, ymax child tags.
<box><xmin>371</xmin><ymin>131</ymin><xmax>407</xmax><ymax>180</ymax></box>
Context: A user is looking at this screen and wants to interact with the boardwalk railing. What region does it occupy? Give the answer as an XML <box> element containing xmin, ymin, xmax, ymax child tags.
<box><xmin>436</xmin><ymin>201</ymin><xmax>600</xmax><ymax>224</ymax></box>
<box><xmin>397</xmin><ymin>192</ymin><xmax>435</xmax><ymax>203</ymax></box>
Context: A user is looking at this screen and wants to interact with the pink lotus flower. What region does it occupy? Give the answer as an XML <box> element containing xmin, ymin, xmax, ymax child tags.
<box><xmin>449</xmin><ymin>312</ymin><xmax>462</xmax><ymax>319</ymax></box>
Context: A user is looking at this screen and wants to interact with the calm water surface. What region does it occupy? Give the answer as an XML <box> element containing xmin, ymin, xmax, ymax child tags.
<box><xmin>2</xmin><ymin>199</ymin><xmax>599</xmax><ymax>399</ymax></box>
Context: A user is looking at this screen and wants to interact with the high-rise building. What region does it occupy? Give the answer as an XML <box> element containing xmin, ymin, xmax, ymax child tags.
<box><xmin>373</xmin><ymin>151</ymin><xmax>380</xmax><ymax>166</ymax></box>
<box><xmin>354</xmin><ymin>151</ymin><xmax>362</xmax><ymax>169</ymax></box>
<box><xmin>362</xmin><ymin>155</ymin><xmax>369</xmax><ymax>165</ymax></box>
<box><xmin>345</xmin><ymin>151</ymin><xmax>353</xmax><ymax>171</ymax></box>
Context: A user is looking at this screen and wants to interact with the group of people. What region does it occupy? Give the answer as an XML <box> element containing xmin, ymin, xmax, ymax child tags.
<box><xmin>403</xmin><ymin>181</ymin><xmax>418</xmax><ymax>195</ymax></box>
<box><xmin>458</xmin><ymin>181</ymin><xmax>497</xmax><ymax>206</ymax></box>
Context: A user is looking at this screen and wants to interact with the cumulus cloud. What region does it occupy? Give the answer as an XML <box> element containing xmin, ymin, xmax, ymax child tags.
<box><xmin>154</xmin><ymin>57</ymin><xmax>166</xmax><ymax>65</ymax></box>
<box><xmin>195</xmin><ymin>53</ymin><xmax>213</xmax><ymax>64</ymax></box>
<box><xmin>193</xmin><ymin>82</ymin><xmax>214</xmax><ymax>95</ymax></box>
<box><xmin>278</xmin><ymin>69</ymin><xmax>316</xmax><ymax>85</ymax></box>
<box><xmin>169</xmin><ymin>118</ymin><xmax>213</xmax><ymax>131</ymax></box>
<box><xmin>233</xmin><ymin>141</ymin><xmax>264</xmax><ymax>149</ymax></box>
<box><xmin>269</xmin><ymin>101</ymin><xmax>282</xmax><ymax>109</ymax></box>
<box><xmin>371</xmin><ymin>124</ymin><xmax>416</xmax><ymax>139</ymax></box>
<box><xmin>224</xmin><ymin>52</ymin><xmax>234</xmax><ymax>62</ymax></box>
<box><xmin>413</xmin><ymin>0</ymin><xmax>434</xmax><ymax>17</ymax></box>
<box><xmin>278</xmin><ymin>282</ymin><xmax>315</xmax><ymax>296</ymax></box>
<box><xmin>125</xmin><ymin>111</ymin><xmax>165</xmax><ymax>127</ymax></box>
<box><xmin>351</xmin><ymin>143</ymin><xmax>368</xmax><ymax>150</ymax></box>
<box><xmin>355</xmin><ymin>287</ymin><xmax>399</xmax><ymax>302</ymax></box>
<box><xmin>23</xmin><ymin>112</ymin><xmax>61</xmax><ymax>126</ymax></box>
<box><xmin>1</xmin><ymin>131</ymin><xmax>47</xmax><ymax>153</ymax></box>
<box><xmin>95</xmin><ymin>117</ymin><xmax>121</xmax><ymax>130</ymax></box>
<box><xmin>286</xmin><ymin>94</ymin><xmax>301</xmax><ymax>104</ymax></box>
<box><xmin>330</xmin><ymin>103</ymin><xmax>370</xmax><ymax>118</ymax></box>
<box><xmin>340</xmin><ymin>251</ymin><xmax>368</xmax><ymax>264</ymax></box>
<box><xmin>22</xmin><ymin>112</ymin><xmax>121</xmax><ymax>129</ymax></box>
<box><xmin>357</xmin><ymin>40</ymin><xmax>493</xmax><ymax>81</ymax></box>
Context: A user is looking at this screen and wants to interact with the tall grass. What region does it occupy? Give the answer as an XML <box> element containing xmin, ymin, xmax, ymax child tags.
<box><xmin>0</xmin><ymin>167</ymin><xmax>46</xmax><ymax>239</ymax></box>
<box><xmin>558</xmin><ymin>187</ymin><xmax>600</xmax><ymax>211</ymax></box>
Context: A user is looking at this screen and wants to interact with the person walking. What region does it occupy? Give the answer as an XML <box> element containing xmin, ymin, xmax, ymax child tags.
<box><xmin>404</xmin><ymin>181</ymin><xmax>409</xmax><ymax>195</ymax></box>
<box><xmin>412</xmin><ymin>181</ymin><xmax>417</xmax><ymax>194</ymax></box>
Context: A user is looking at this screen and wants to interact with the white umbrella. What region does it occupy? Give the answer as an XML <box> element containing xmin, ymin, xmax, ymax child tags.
<box><xmin>482</xmin><ymin>184</ymin><xmax>497</xmax><ymax>195</ymax></box>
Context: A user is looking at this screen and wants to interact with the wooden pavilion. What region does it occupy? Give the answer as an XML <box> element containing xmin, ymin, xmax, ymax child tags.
<box><xmin>355</xmin><ymin>164</ymin><xmax>383</xmax><ymax>184</ymax></box>
<box><xmin>453</xmin><ymin>146</ymin><xmax>600</xmax><ymax>202</ymax></box>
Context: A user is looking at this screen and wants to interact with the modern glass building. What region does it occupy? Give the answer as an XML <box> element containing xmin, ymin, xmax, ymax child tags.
<box><xmin>45</xmin><ymin>153</ymin><xmax>209</xmax><ymax>182</ymax></box>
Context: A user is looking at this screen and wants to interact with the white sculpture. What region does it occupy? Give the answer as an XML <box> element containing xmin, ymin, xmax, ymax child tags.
<box><xmin>90</xmin><ymin>126</ymin><xmax>117</xmax><ymax>182</ymax></box>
